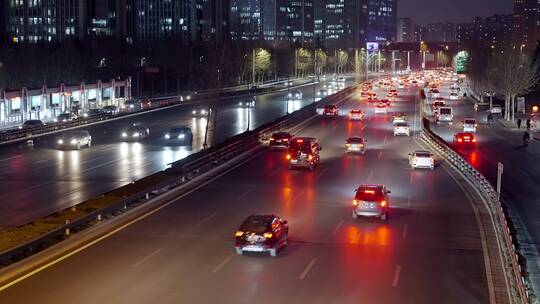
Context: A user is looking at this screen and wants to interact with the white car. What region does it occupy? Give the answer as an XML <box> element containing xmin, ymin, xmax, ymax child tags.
<box><xmin>393</xmin><ymin>122</ymin><xmax>410</xmax><ymax>136</ymax></box>
<box><xmin>392</xmin><ymin>113</ymin><xmax>407</xmax><ymax>124</ymax></box>
<box><xmin>488</xmin><ymin>105</ymin><xmax>502</xmax><ymax>115</ymax></box>
<box><xmin>288</xmin><ymin>90</ymin><xmax>302</xmax><ymax>100</ymax></box>
<box><xmin>462</xmin><ymin>118</ymin><xmax>477</xmax><ymax>133</ymax></box>
<box><xmin>374</xmin><ymin>104</ymin><xmax>388</xmax><ymax>114</ymax></box>
<box><xmin>449</xmin><ymin>92</ymin><xmax>459</xmax><ymax>100</ymax></box>
<box><xmin>409</xmin><ymin>151</ymin><xmax>434</xmax><ymax>170</ymax></box>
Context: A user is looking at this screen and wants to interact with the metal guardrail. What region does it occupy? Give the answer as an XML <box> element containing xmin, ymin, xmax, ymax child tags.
<box><xmin>0</xmin><ymin>82</ymin><xmax>287</xmax><ymax>144</ymax></box>
<box><xmin>420</xmin><ymin>126</ymin><xmax>530</xmax><ymax>304</ymax></box>
<box><xmin>0</xmin><ymin>82</ymin><xmax>358</xmax><ymax>267</ymax></box>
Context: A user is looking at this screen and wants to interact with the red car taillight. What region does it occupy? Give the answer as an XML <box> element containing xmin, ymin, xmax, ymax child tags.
<box><xmin>353</xmin><ymin>199</ymin><xmax>359</xmax><ymax>206</ymax></box>
<box><xmin>380</xmin><ymin>200</ymin><xmax>387</xmax><ymax>207</ymax></box>
<box><xmin>286</xmin><ymin>154</ymin><xmax>291</xmax><ymax>160</ymax></box>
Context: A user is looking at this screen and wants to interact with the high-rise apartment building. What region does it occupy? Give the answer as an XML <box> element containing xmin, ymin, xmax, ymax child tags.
<box><xmin>457</xmin><ymin>14</ymin><xmax>512</xmax><ymax>50</ymax></box>
<box><xmin>397</xmin><ymin>17</ymin><xmax>413</xmax><ymax>42</ymax></box>
<box><xmin>513</xmin><ymin>0</ymin><xmax>540</xmax><ymax>50</ymax></box>
<box><xmin>426</xmin><ymin>22</ymin><xmax>455</xmax><ymax>42</ymax></box>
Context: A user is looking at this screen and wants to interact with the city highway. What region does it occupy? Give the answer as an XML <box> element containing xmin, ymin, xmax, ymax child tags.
<box><xmin>0</xmin><ymin>82</ymin><xmax>496</xmax><ymax>303</ymax></box>
<box><xmin>0</xmin><ymin>80</ymin><xmax>338</xmax><ymax>228</ymax></box>
<box><xmin>426</xmin><ymin>81</ymin><xmax>540</xmax><ymax>288</ymax></box>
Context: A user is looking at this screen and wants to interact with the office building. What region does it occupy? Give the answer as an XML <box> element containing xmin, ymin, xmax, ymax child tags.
<box><xmin>397</xmin><ymin>17</ymin><xmax>413</xmax><ymax>42</ymax></box>
<box><xmin>366</xmin><ymin>0</ymin><xmax>398</xmax><ymax>42</ymax></box>
<box><xmin>457</xmin><ymin>14</ymin><xmax>512</xmax><ymax>50</ymax></box>
<box><xmin>314</xmin><ymin>0</ymin><xmax>368</xmax><ymax>49</ymax></box>
<box><xmin>413</xmin><ymin>25</ymin><xmax>426</xmax><ymax>43</ymax></box>
<box><xmin>6</xmin><ymin>0</ymin><xmax>86</xmax><ymax>43</ymax></box>
<box><xmin>426</xmin><ymin>22</ymin><xmax>455</xmax><ymax>42</ymax></box>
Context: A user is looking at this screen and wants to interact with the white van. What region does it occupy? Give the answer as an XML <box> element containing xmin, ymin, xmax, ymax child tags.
<box><xmin>462</xmin><ymin>118</ymin><xmax>477</xmax><ymax>132</ymax></box>
<box><xmin>436</xmin><ymin>107</ymin><xmax>453</xmax><ymax>124</ymax></box>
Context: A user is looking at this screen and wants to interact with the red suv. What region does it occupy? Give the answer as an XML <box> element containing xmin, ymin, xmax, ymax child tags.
<box><xmin>235</xmin><ymin>214</ymin><xmax>289</xmax><ymax>257</ymax></box>
<box><xmin>453</xmin><ymin>132</ymin><xmax>476</xmax><ymax>147</ymax></box>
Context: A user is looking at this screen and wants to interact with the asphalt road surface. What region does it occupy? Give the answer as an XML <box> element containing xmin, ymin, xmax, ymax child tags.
<box><xmin>0</xmin><ymin>80</ymin><xmax>340</xmax><ymax>228</ymax></box>
<box><xmin>426</xmin><ymin>80</ymin><xmax>540</xmax><ymax>289</ymax></box>
<box><xmin>0</xmin><ymin>82</ymin><xmax>491</xmax><ymax>303</ymax></box>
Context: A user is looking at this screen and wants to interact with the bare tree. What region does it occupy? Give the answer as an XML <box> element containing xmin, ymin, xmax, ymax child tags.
<box><xmin>491</xmin><ymin>49</ymin><xmax>539</xmax><ymax>121</ymax></box>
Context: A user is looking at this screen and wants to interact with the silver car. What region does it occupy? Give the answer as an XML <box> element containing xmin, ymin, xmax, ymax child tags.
<box><xmin>352</xmin><ymin>185</ymin><xmax>391</xmax><ymax>221</ymax></box>
<box><xmin>57</xmin><ymin>130</ymin><xmax>92</xmax><ymax>150</ymax></box>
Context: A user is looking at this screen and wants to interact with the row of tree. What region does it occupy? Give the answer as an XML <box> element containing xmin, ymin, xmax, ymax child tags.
<box><xmin>0</xmin><ymin>38</ymin><xmax>366</xmax><ymax>95</ymax></box>
<box><xmin>466</xmin><ymin>43</ymin><xmax>540</xmax><ymax>121</ymax></box>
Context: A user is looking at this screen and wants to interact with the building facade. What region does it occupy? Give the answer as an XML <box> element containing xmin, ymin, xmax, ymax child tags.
<box><xmin>457</xmin><ymin>15</ymin><xmax>512</xmax><ymax>50</ymax></box>
<box><xmin>513</xmin><ymin>0</ymin><xmax>540</xmax><ymax>50</ymax></box>
<box><xmin>426</xmin><ymin>22</ymin><xmax>455</xmax><ymax>42</ymax></box>
<box><xmin>366</xmin><ymin>0</ymin><xmax>397</xmax><ymax>42</ymax></box>
<box><xmin>314</xmin><ymin>0</ymin><xmax>368</xmax><ymax>49</ymax></box>
<box><xmin>397</xmin><ymin>17</ymin><xmax>413</xmax><ymax>42</ymax></box>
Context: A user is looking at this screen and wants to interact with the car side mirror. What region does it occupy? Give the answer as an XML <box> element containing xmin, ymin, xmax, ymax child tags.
<box><xmin>387</xmin><ymin>190</ymin><xmax>392</xmax><ymax>194</ymax></box>
<box><xmin>354</xmin><ymin>188</ymin><xmax>358</xmax><ymax>192</ymax></box>
<box><xmin>282</xmin><ymin>220</ymin><xmax>288</xmax><ymax>225</ymax></box>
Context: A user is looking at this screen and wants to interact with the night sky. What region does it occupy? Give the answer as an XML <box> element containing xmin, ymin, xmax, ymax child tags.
<box><xmin>398</xmin><ymin>0</ymin><xmax>513</xmax><ymax>25</ymax></box>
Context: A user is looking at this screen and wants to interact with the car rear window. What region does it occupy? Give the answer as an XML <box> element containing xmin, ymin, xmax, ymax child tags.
<box><xmin>355</xmin><ymin>187</ymin><xmax>385</xmax><ymax>201</ymax></box>
<box><xmin>347</xmin><ymin>138</ymin><xmax>364</xmax><ymax>143</ymax></box>
<box><xmin>395</xmin><ymin>122</ymin><xmax>407</xmax><ymax>127</ymax></box>
<box><xmin>289</xmin><ymin>142</ymin><xmax>311</xmax><ymax>153</ymax></box>
<box><xmin>415</xmin><ymin>152</ymin><xmax>431</xmax><ymax>158</ymax></box>
<box><xmin>465</xmin><ymin>120</ymin><xmax>476</xmax><ymax>124</ymax></box>
<box><xmin>240</xmin><ymin>217</ymin><xmax>271</xmax><ymax>233</ymax></box>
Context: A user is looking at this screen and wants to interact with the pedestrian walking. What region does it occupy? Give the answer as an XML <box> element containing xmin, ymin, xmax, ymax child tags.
<box><xmin>526</xmin><ymin>119</ymin><xmax>531</xmax><ymax>130</ymax></box>
<box><xmin>517</xmin><ymin>118</ymin><xmax>522</xmax><ymax>129</ymax></box>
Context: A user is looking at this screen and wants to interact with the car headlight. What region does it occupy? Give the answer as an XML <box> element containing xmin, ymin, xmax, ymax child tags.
<box><xmin>201</xmin><ymin>110</ymin><xmax>207</xmax><ymax>115</ymax></box>
<box><xmin>165</xmin><ymin>134</ymin><xmax>170</xmax><ymax>139</ymax></box>
<box><xmin>192</xmin><ymin>110</ymin><xmax>196</xmax><ymax>115</ymax></box>
<box><xmin>129</xmin><ymin>104</ymin><xmax>134</xmax><ymax>108</ymax></box>
<box><xmin>58</xmin><ymin>139</ymin><xmax>64</xmax><ymax>144</ymax></box>
<box><xmin>70</xmin><ymin>139</ymin><xmax>78</xmax><ymax>145</ymax></box>
<box><xmin>133</xmin><ymin>133</ymin><xmax>140</xmax><ymax>137</ymax></box>
<box><xmin>83</xmin><ymin>113</ymin><xmax>88</xmax><ymax>117</ymax></box>
<box><xmin>238</xmin><ymin>102</ymin><xmax>243</xmax><ymax>106</ymax></box>
<box><xmin>288</xmin><ymin>93</ymin><xmax>292</xmax><ymax>97</ymax></box>
<box><xmin>187</xmin><ymin>96</ymin><xmax>191</xmax><ymax>100</ymax></box>
<box><xmin>122</xmin><ymin>132</ymin><xmax>127</xmax><ymax>137</ymax></box>
<box><xmin>178</xmin><ymin>134</ymin><xmax>185</xmax><ymax>139</ymax></box>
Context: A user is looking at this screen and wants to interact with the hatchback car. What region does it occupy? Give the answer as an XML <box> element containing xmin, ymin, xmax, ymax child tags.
<box><xmin>317</xmin><ymin>89</ymin><xmax>329</xmax><ymax>97</ymax></box>
<box><xmin>323</xmin><ymin>104</ymin><xmax>339</xmax><ymax>117</ymax></box>
<box><xmin>235</xmin><ymin>214</ymin><xmax>289</xmax><ymax>257</ymax></box>
<box><xmin>122</xmin><ymin>125</ymin><xmax>150</xmax><ymax>140</ymax></box>
<box><xmin>353</xmin><ymin>185</ymin><xmax>391</xmax><ymax>221</ymax></box>
<box><xmin>56</xmin><ymin>130</ymin><xmax>92</xmax><ymax>150</ymax></box>
<box><xmin>164</xmin><ymin>127</ymin><xmax>193</xmax><ymax>145</ymax></box>
<box><xmin>238</xmin><ymin>100</ymin><xmax>256</xmax><ymax>108</ymax></box>
<box><xmin>286</xmin><ymin>137</ymin><xmax>321</xmax><ymax>170</ymax></box>
<box><xmin>345</xmin><ymin>137</ymin><xmax>366</xmax><ymax>154</ymax></box>
<box><xmin>269</xmin><ymin>131</ymin><xmax>293</xmax><ymax>149</ymax></box>
<box><xmin>409</xmin><ymin>150</ymin><xmax>434</xmax><ymax>170</ymax></box>
<box><xmin>349</xmin><ymin>109</ymin><xmax>364</xmax><ymax>121</ymax></box>
<box><xmin>192</xmin><ymin>108</ymin><xmax>210</xmax><ymax>118</ymax></box>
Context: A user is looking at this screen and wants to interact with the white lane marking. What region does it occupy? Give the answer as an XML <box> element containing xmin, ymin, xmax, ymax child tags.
<box><xmin>315</xmin><ymin>168</ymin><xmax>328</xmax><ymax>180</ymax></box>
<box><xmin>332</xmin><ymin>220</ymin><xmax>344</xmax><ymax>235</ymax></box>
<box><xmin>212</xmin><ymin>253</ymin><xmax>234</xmax><ymax>274</ymax></box>
<box><xmin>0</xmin><ymin>146</ymin><xmax>268</xmax><ymax>292</ymax></box>
<box><xmin>289</xmin><ymin>190</ymin><xmax>305</xmax><ymax>204</ymax></box>
<box><xmin>0</xmin><ymin>155</ymin><xmax>22</xmax><ymax>163</ymax></box>
<box><xmin>392</xmin><ymin>265</ymin><xmax>402</xmax><ymax>287</ymax></box>
<box><xmin>367</xmin><ymin>170</ymin><xmax>374</xmax><ymax>181</ymax></box>
<box><xmin>268</xmin><ymin>167</ymin><xmax>281</xmax><ymax>178</ymax></box>
<box><xmin>299</xmin><ymin>258</ymin><xmax>317</xmax><ymax>280</ymax></box>
<box><xmin>409</xmin><ymin>173</ymin><xmax>414</xmax><ymax>185</ymax></box>
<box><xmin>378</xmin><ymin>151</ymin><xmax>383</xmax><ymax>160</ymax></box>
<box><xmin>402</xmin><ymin>224</ymin><xmax>408</xmax><ymax>240</ymax></box>
<box><xmin>361</xmin><ymin>124</ymin><xmax>366</xmax><ymax>131</ymax></box>
<box><xmin>238</xmin><ymin>190</ymin><xmax>250</xmax><ymax>199</ymax></box>
<box><xmin>196</xmin><ymin>213</ymin><xmax>216</xmax><ymax>227</ymax></box>
<box><xmin>133</xmin><ymin>248</ymin><xmax>162</xmax><ymax>268</ymax></box>
<box><xmin>384</xmin><ymin>135</ymin><xmax>388</xmax><ymax>144</ymax></box>
<box><xmin>407</xmin><ymin>195</ymin><xmax>411</xmax><ymax>208</ymax></box>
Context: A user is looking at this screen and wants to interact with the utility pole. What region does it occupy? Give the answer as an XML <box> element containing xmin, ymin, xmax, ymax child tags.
<box><xmin>365</xmin><ymin>48</ymin><xmax>369</xmax><ymax>81</ymax></box>
<box><xmin>407</xmin><ymin>51</ymin><xmax>411</xmax><ymax>72</ymax></box>
<box><xmin>391</xmin><ymin>51</ymin><xmax>396</xmax><ymax>75</ymax></box>
<box><xmin>252</xmin><ymin>48</ymin><xmax>256</xmax><ymax>85</ymax></box>
<box><xmin>378</xmin><ymin>49</ymin><xmax>381</xmax><ymax>72</ymax></box>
